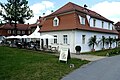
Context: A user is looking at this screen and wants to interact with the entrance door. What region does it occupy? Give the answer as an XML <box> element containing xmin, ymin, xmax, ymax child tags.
<box><xmin>41</xmin><ymin>39</ymin><xmax>44</xmax><ymax>49</ymax></box>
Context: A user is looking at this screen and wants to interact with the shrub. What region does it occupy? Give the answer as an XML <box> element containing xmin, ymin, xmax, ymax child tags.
<box><xmin>75</xmin><ymin>46</ymin><xmax>81</xmax><ymax>52</ymax></box>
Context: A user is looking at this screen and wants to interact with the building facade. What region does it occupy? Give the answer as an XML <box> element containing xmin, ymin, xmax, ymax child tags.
<box><xmin>115</xmin><ymin>22</ymin><xmax>120</xmax><ymax>40</ymax></box>
<box><xmin>39</xmin><ymin>2</ymin><xmax>118</xmax><ymax>53</ymax></box>
<box><xmin>0</xmin><ymin>23</ymin><xmax>38</xmax><ymax>43</ymax></box>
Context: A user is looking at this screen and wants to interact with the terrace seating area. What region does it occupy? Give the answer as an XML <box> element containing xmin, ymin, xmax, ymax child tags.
<box><xmin>0</xmin><ymin>38</ymin><xmax>59</xmax><ymax>52</ymax></box>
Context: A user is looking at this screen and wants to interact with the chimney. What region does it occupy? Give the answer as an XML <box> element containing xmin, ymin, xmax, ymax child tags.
<box><xmin>84</xmin><ymin>4</ymin><xmax>87</xmax><ymax>8</ymax></box>
<box><xmin>39</xmin><ymin>16</ymin><xmax>41</xmax><ymax>19</ymax></box>
<box><xmin>43</xmin><ymin>13</ymin><xmax>45</xmax><ymax>15</ymax></box>
<box><xmin>51</xmin><ymin>10</ymin><xmax>53</xmax><ymax>13</ymax></box>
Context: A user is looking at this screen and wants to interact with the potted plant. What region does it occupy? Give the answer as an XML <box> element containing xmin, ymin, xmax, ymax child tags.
<box><xmin>75</xmin><ymin>45</ymin><xmax>81</xmax><ymax>55</ymax></box>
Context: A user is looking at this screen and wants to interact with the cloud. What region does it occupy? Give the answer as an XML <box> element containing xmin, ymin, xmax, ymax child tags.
<box><xmin>26</xmin><ymin>1</ymin><xmax>54</xmax><ymax>24</ymax></box>
<box><xmin>91</xmin><ymin>1</ymin><xmax>120</xmax><ymax>23</ymax></box>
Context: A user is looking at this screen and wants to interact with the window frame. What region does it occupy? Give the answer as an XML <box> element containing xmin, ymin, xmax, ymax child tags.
<box><xmin>22</xmin><ymin>31</ymin><xmax>25</xmax><ymax>34</ymax></box>
<box><xmin>93</xmin><ymin>19</ymin><xmax>96</xmax><ymax>27</ymax></box>
<box><xmin>79</xmin><ymin>15</ymin><xmax>85</xmax><ymax>25</ymax></box>
<box><xmin>102</xmin><ymin>21</ymin><xmax>104</xmax><ymax>28</ymax></box>
<box><xmin>53</xmin><ymin>35</ymin><xmax>57</xmax><ymax>44</ymax></box>
<box><xmin>82</xmin><ymin>35</ymin><xmax>86</xmax><ymax>44</ymax></box>
<box><xmin>17</xmin><ymin>30</ymin><xmax>21</xmax><ymax>34</ymax></box>
<box><xmin>63</xmin><ymin>35</ymin><xmax>68</xmax><ymax>44</ymax></box>
<box><xmin>7</xmin><ymin>30</ymin><xmax>11</xmax><ymax>34</ymax></box>
<box><xmin>53</xmin><ymin>17</ymin><xmax>59</xmax><ymax>26</ymax></box>
<box><xmin>108</xmin><ymin>22</ymin><xmax>110</xmax><ymax>29</ymax></box>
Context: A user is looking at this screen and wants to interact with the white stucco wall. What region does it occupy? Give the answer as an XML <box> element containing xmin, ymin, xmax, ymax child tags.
<box><xmin>40</xmin><ymin>30</ymin><xmax>118</xmax><ymax>53</ymax></box>
<box><xmin>0</xmin><ymin>36</ymin><xmax>4</xmax><ymax>43</ymax></box>
<box><xmin>40</xmin><ymin>30</ymin><xmax>75</xmax><ymax>53</ymax></box>
<box><xmin>75</xmin><ymin>30</ymin><xmax>118</xmax><ymax>53</ymax></box>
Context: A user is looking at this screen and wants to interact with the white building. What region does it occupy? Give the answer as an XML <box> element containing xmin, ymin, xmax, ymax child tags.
<box><xmin>39</xmin><ymin>2</ymin><xmax>118</xmax><ymax>53</ymax></box>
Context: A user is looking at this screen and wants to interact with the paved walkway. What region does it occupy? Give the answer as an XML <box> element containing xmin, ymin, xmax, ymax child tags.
<box><xmin>71</xmin><ymin>54</ymin><xmax>106</xmax><ymax>61</ymax></box>
<box><xmin>53</xmin><ymin>53</ymin><xmax>106</xmax><ymax>61</ymax></box>
<box><xmin>62</xmin><ymin>55</ymin><xmax>120</xmax><ymax>80</ymax></box>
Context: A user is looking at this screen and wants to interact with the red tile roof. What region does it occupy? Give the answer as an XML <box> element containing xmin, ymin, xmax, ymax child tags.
<box><xmin>0</xmin><ymin>23</ymin><xmax>31</xmax><ymax>30</ymax></box>
<box><xmin>47</xmin><ymin>2</ymin><xmax>113</xmax><ymax>23</ymax></box>
<box><xmin>40</xmin><ymin>2</ymin><xmax>118</xmax><ymax>34</ymax></box>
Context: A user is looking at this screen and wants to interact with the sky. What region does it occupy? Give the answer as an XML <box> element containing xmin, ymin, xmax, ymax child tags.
<box><xmin>0</xmin><ymin>0</ymin><xmax>120</xmax><ymax>24</ymax></box>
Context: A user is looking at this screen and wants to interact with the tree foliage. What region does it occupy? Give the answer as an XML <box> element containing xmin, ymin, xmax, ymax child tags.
<box><xmin>105</xmin><ymin>37</ymin><xmax>114</xmax><ymax>49</ymax></box>
<box><xmin>88</xmin><ymin>36</ymin><xmax>98</xmax><ymax>50</ymax></box>
<box><xmin>98</xmin><ymin>36</ymin><xmax>106</xmax><ymax>49</ymax></box>
<box><xmin>0</xmin><ymin>0</ymin><xmax>33</xmax><ymax>24</ymax></box>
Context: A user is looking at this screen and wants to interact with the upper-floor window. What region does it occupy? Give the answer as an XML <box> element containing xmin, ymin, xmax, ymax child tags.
<box><xmin>53</xmin><ymin>17</ymin><xmax>59</xmax><ymax>26</ymax></box>
<box><xmin>79</xmin><ymin>15</ymin><xmax>85</xmax><ymax>25</ymax></box>
<box><xmin>82</xmin><ymin>35</ymin><xmax>86</xmax><ymax>44</ymax></box>
<box><xmin>93</xmin><ymin>19</ymin><xmax>96</xmax><ymax>27</ymax></box>
<box><xmin>7</xmin><ymin>30</ymin><xmax>11</xmax><ymax>34</ymax></box>
<box><xmin>28</xmin><ymin>30</ymin><xmax>31</xmax><ymax>34</ymax></box>
<box><xmin>112</xmin><ymin>25</ymin><xmax>115</xmax><ymax>30</ymax></box>
<box><xmin>108</xmin><ymin>22</ymin><xmax>110</xmax><ymax>29</ymax></box>
<box><xmin>63</xmin><ymin>35</ymin><xmax>68</xmax><ymax>44</ymax></box>
<box><xmin>102</xmin><ymin>21</ymin><xmax>104</xmax><ymax>28</ymax></box>
<box><xmin>12</xmin><ymin>30</ymin><xmax>15</xmax><ymax>34</ymax></box>
<box><xmin>53</xmin><ymin>35</ymin><xmax>57</xmax><ymax>44</ymax></box>
<box><xmin>22</xmin><ymin>31</ymin><xmax>25</xmax><ymax>34</ymax></box>
<box><xmin>17</xmin><ymin>30</ymin><xmax>21</xmax><ymax>34</ymax></box>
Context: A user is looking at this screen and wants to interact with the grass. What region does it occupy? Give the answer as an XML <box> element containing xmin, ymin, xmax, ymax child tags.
<box><xmin>0</xmin><ymin>46</ymin><xmax>89</xmax><ymax>80</ymax></box>
<box><xmin>82</xmin><ymin>47</ymin><xmax>120</xmax><ymax>56</ymax></box>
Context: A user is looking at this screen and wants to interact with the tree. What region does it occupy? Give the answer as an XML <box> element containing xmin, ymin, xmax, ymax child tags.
<box><xmin>113</xmin><ymin>37</ymin><xmax>118</xmax><ymax>48</ymax></box>
<box><xmin>98</xmin><ymin>36</ymin><xmax>106</xmax><ymax>50</ymax></box>
<box><xmin>105</xmin><ymin>37</ymin><xmax>114</xmax><ymax>49</ymax></box>
<box><xmin>88</xmin><ymin>36</ymin><xmax>98</xmax><ymax>51</ymax></box>
<box><xmin>0</xmin><ymin>0</ymin><xmax>33</xmax><ymax>35</ymax></box>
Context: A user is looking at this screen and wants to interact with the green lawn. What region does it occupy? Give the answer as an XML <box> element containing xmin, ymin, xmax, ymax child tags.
<box><xmin>0</xmin><ymin>46</ymin><xmax>89</xmax><ymax>80</ymax></box>
<box><xmin>82</xmin><ymin>47</ymin><xmax>120</xmax><ymax>56</ymax></box>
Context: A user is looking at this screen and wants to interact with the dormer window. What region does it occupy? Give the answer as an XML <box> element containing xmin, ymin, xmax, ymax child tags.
<box><xmin>79</xmin><ymin>15</ymin><xmax>85</xmax><ymax>25</ymax></box>
<box><xmin>102</xmin><ymin>21</ymin><xmax>104</xmax><ymax>28</ymax></box>
<box><xmin>108</xmin><ymin>22</ymin><xmax>110</xmax><ymax>29</ymax></box>
<box><xmin>93</xmin><ymin>19</ymin><xmax>96</xmax><ymax>27</ymax></box>
<box><xmin>53</xmin><ymin>17</ymin><xmax>59</xmax><ymax>26</ymax></box>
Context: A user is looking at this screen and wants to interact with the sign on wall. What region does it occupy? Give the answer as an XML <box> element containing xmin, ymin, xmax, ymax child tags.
<box><xmin>59</xmin><ymin>47</ymin><xmax>68</xmax><ymax>62</ymax></box>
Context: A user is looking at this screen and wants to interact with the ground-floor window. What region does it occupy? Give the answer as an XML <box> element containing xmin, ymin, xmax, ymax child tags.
<box><xmin>63</xmin><ymin>35</ymin><xmax>68</xmax><ymax>44</ymax></box>
<box><xmin>53</xmin><ymin>35</ymin><xmax>57</xmax><ymax>44</ymax></box>
<box><xmin>82</xmin><ymin>35</ymin><xmax>86</xmax><ymax>44</ymax></box>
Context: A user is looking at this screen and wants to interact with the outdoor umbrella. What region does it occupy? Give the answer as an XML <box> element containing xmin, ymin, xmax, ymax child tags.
<box><xmin>14</xmin><ymin>35</ymin><xmax>22</xmax><ymax>39</ymax></box>
<box><xmin>6</xmin><ymin>36</ymin><xmax>16</xmax><ymax>39</ymax></box>
<box><xmin>40</xmin><ymin>34</ymin><xmax>54</xmax><ymax>39</ymax></box>
<box><xmin>21</xmin><ymin>35</ymin><xmax>29</xmax><ymax>38</ymax></box>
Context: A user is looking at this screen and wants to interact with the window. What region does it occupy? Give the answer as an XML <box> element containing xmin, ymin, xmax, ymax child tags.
<box><xmin>108</xmin><ymin>22</ymin><xmax>110</xmax><ymax>29</ymax></box>
<box><xmin>63</xmin><ymin>35</ymin><xmax>68</xmax><ymax>44</ymax></box>
<box><xmin>53</xmin><ymin>35</ymin><xmax>57</xmax><ymax>44</ymax></box>
<box><xmin>102</xmin><ymin>21</ymin><xmax>104</xmax><ymax>28</ymax></box>
<box><xmin>22</xmin><ymin>31</ymin><xmax>25</xmax><ymax>34</ymax></box>
<box><xmin>12</xmin><ymin>30</ymin><xmax>15</xmax><ymax>34</ymax></box>
<box><xmin>17</xmin><ymin>30</ymin><xmax>21</xmax><ymax>34</ymax></box>
<box><xmin>54</xmin><ymin>20</ymin><xmax>57</xmax><ymax>26</ymax></box>
<box><xmin>93</xmin><ymin>19</ymin><xmax>96</xmax><ymax>27</ymax></box>
<box><xmin>28</xmin><ymin>30</ymin><xmax>31</xmax><ymax>34</ymax></box>
<box><xmin>53</xmin><ymin>17</ymin><xmax>59</xmax><ymax>26</ymax></box>
<box><xmin>7</xmin><ymin>30</ymin><xmax>11</xmax><ymax>34</ymax></box>
<box><xmin>82</xmin><ymin>35</ymin><xmax>85</xmax><ymax>44</ymax></box>
<box><xmin>79</xmin><ymin>16</ymin><xmax>85</xmax><ymax>25</ymax></box>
